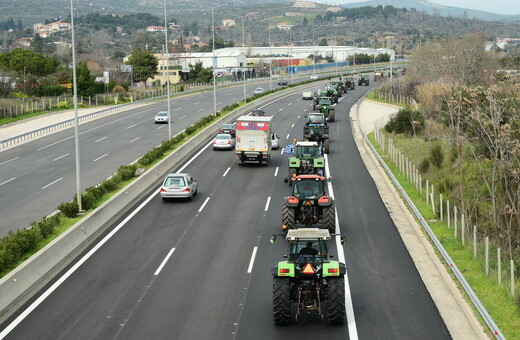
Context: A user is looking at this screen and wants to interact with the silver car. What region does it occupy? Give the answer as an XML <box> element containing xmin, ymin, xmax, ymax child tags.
<box><xmin>160</xmin><ymin>173</ymin><xmax>197</xmax><ymax>201</ymax></box>
<box><xmin>213</xmin><ymin>133</ymin><xmax>235</xmax><ymax>150</ymax></box>
<box><xmin>253</xmin><ymin>87</ymin><xmax>265</xmax><ymax>95</ymax></box>
<box><xmin>155</xmin><ymin>111</ymin><xmax>169</xmax><ymax>124</ymax></box>
<box><xmin>271</xmin><ymin>133</ymin><xmax>280</xmax><ymax>149</ymax></box>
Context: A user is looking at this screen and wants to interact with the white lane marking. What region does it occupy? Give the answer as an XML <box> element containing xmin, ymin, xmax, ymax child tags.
<box><xmin>94</xmin><ymin>153</ymin><xmax>108</xmax><ymax>162</ymax></box>
<box><xmin>41</xmin><ymin>177</ymin><xmax>63</xmax><ymax>190</ymax></box>
<box><xmin>324</xmin><ymin>153</ymin><xmax>358</xmax><ymax>339</ymax></box>
<box><xmin>179</xmin><ymin>115</ymin><xmax>187</xmax><ymax>120</ymax></box>
<box><xmin>177</xmin><ymin>141</ymin><xmax>212</xmax><ymax>173</ymax></box>
<box><xmin>280</xmin><ymin>149</ymin><xmax>284</xmax><ymax>155</ymax></box>
<box><xmin>278</xmin><ymin>108</ymin><xmax>283</xmax><ymax>112</ymax></box>
<box><xmin>156</xmin><ymin>125</ymin><xmax>165</xmax><ymax>129</ymax></box>
<box><xmin>223</xmin><ymin>167</ymin><xmax>231</xmax><ymax>177</ymax></box>
<box><xmin>129</xmin><ymin>137</ymin><xmax>141</xmax><ymax>144</ymax></box>
<box><xmin>52</xmin><ymin>153</ymin><xmax>69</xmax><ymax>162</ymax></box>
<box><xmin>247</xmin><ymin>247</ymin><xmax>258</xmax><ymax>273</ymax></box>
<box><xmin>95</xmin><ymin>136</ymin><xmax>107</xmax><ymax>143</ymax></box>
<box><xmin>297</xmin><ymin>115</ymin><xmax>301</xmax><ymax>119</ymax></box>
<box><xmin>174</xmin><ymin>107</ymin><xmax>182</xmax><ymax>111</ymax></box>
<box><xmin>338</xmin><ymin>97</ymin><xmax>344</xmax><ymax>102</ymax></box>
<box><xmin>198</xmin><ymin>197</ymin><xmax>210</xmax><ymax>213</ymax></box>
<box><xmin>154</xmin><ymin>248</ymin><xmax>176</xmax><ymax>276</ymax></box>
<box><xmin>274</xmin><ymin>167</ymin><xmax>279</xmax><ymax>177</ymax></box>
<box><xmin>287</xmin><ymin>102</ymin><xmax>292</xmax><ymax>106</ymax></box>
<box><xmin>194</xmin><ymin>101</ymin><xmax>201</xmax><ymax>105</ymax></box>
<box><xmin>291</xmin><ymin>123</ymin><xmax>295</xmax><ymax>128</ymax></box>
<box><xmin>217</xmin><ymin>102</ymin><xmax>222</xmax><ymax>105</ymax></box>
<box><xmin>0</xmin><ymin>157</ymin><xmax>19</xmax><ymax>166</ymax></box>
<box><xmin>0</xmin><ymin>186</ymin><xmax>159</xmax><ymax>339</ymax></box>
<box><xmin>230</xmin><ymin>98</ymin><xmax>237</xmax><ymax>101</ymax></box>
<box><xmin>198</xmin><ymin>108</ymin><xmax>205</xmax><ymax>112</ymax></box>
<box><xmin>0</xmin><ymin>177</ymin><xmax>16</xmax><ymax>186</ymax></box>
<box><xmin>264</xmin><ymin>196</ymin><xmax>271</xmax><ymax>212</ymax></box>
<box><xmin>126</xmin><ymin>124</ymin><xmax>136</xmax><ymax>129</ymax></box>
<box><xmin>286</xmin><ymin>134</ymin><xmax>290</xmax><ymax>140</ymax></box>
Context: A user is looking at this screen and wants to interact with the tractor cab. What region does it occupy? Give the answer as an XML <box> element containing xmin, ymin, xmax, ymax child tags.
<box><xmin>290</xmin><ymin>175</ymin><xmax>327</xmax><ymax>200</ymax></box>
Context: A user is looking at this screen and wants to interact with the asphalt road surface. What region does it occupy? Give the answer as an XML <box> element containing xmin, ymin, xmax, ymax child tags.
<box><xmin>1</xmin><ymin>84</ymin><xmax>450</xmax><ymax>339</ymax></box>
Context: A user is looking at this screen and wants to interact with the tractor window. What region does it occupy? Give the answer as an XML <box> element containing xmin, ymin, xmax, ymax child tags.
<box><xmin>293</xmin><ymin>180</ymin><xmax>324</xmax><ymax>198</ymax></box>
<box><xmin>308</xmin><ymin>126</ymin><xmax>324</xmax><ymax>135</ymax></box>
<box><xmin>289</xmin><ymin>240</ymin><xmax>328</xmax><ymax>262</ymax></box>
<box><xmin>318</xmin><ymin>98</ymin><xmax>332</xmax><ymax>106</ymax></box>
<box><xmin>296</xmin><ymin>146</ymin><xmax>319</xmax><ymax>158</ymax></box>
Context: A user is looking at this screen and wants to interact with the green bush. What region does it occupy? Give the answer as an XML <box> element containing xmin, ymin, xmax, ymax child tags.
<box><xmin>58</xmin><ymin>201</ymin><xmax>79</xmax><ymax>218</ymax></box>
<box><xmin>384</xmin><ymin>108</ymin><xmax>425</xmax><ymax>136</ymax></box>
<box><xmin>100</xmin><ymin>178</ymin><xmax>118</xmax><ymax>192</ymax></box>
<box><xmin>80</xmin><ymin>191</ymin><xmax>97</xmax><ymax>210</ymax></box>
<box><xmin>419</xmin><ymin>158</ymin><xmax>430</xmax><ymax>173</ymax></box>
<box><xmin>31</xmin><ymin>215</ymin><xmax>60</xmax><ymax>239</ymax></box>
<box><xmin>430</xmin><ymin>144</ymin><xmax>444</xmax><ymax>168</ymax></box>
<box><xmin>85</xmin><ymin>185</ymin><xmax>106</xmax><ymax>201</ymax></box>
<box><xmin>117</xmin><ymin>164</ymin><xmax>137</xmax><ymax>181</ymax></box>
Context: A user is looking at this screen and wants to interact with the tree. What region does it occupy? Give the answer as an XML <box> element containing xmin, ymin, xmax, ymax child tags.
<box><xmin>75</xmin><ymin>62</ymin><xmax>100</xmax><ymax>97</ymax></box>
<box><xmin>125</xmin><ymin>48</ymin><xmax>158</xmax><ymax>83</ymax></box>
<box><xmin>318</xmin><ymin>38</ymin><xmax>328</xmax><ymax>46</ymax></box>
<box><xmin>302</xmin><ymin>17</ymin><xmax>308</xmax><ymax>26</ymax></box>
<box><xmin>0</xmin><ymin>48</ymin><xmax>58</xmax><ymax>76</ymax></box>
<box><xmin>187</xmin><ymin>62</ymin><xmax>212</xmax><ymax>83</ymax></box>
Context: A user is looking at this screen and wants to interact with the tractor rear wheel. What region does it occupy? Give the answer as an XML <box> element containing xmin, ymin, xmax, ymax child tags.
<box><xmin>282</xmin><ymin>202</ymin><xmax>296</xmax><ymax>229</ymax></box>
<box><xmin>327</xmin><ymin>277</ymin><xmax>346</xmax><ymax>325</ymax></box>
<box><xmin>273</xmin><ymin>277</ymin><xmax>292</xmax><ymax>325</ymax></box>
<box><xmin>323</xmin><ymin>140</ymin><xmax>330</xmax><ymax>154</ymax></box>
<box><xmin>322</xmin><ymin>202</ymin><xmax>335</xmax><ymax>233</ymax></box>
<box><xmin>328</xmin><ymin>111</ymin><xmax>335</xmax><ymax>122</ymax></box>
<box><xmin>288</xmin><ymin>168</ymin><xmax>297</xmax><ymax>182</ymax></box>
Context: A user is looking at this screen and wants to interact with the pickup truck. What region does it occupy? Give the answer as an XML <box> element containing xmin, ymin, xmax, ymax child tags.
<box><xmin>302</xmin><ymin>91</ymin><xmax>313</xmax><ymax>100</ymax></box>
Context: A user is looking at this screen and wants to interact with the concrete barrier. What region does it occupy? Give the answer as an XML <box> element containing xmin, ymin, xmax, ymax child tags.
<box><xmin>0</xmin><ymin>83</ymin><xmax>321</xmax><ymax>324</ymax></box>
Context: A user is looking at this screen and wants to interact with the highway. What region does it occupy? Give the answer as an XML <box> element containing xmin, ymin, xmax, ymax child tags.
<box><xmin>1</xmin><ymin>83</ymin><xmax>450</xmax><ymax>339</ymax></box>
<box><xmin>0</xmin><ymin>75</ymin><xmax>324</xmax><ymax>236</ymax></box>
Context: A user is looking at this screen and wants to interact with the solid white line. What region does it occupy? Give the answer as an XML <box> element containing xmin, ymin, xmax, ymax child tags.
<box><xmin>0</xmin><ymin>157</ymin><xmax>19</xmax><ymax>166</ymax></box>
<box><xmin>154</xmin><ymin>248</ymin><xmax>176</xmax><ymax>276</ymax></box>
<box><xmin>95</xmin><ymin>136</ymin><xmax>108</xmax><ymax>143</ymax></box>
<box><xmin>0</xmin><ymin>177</ymin><xmax>16</xmax><ymax>186</ymax></box>
<box><xmin>274</xmin><ymin>167</ymin><xmax>279</xmax><ymax>177</ymax></box>
<box><xmin>177</xmin><ymin>141</ymin><xmax>212</xmax><ymax>173</ymax></box>
<box><xmin>179</xmin><ymin>115</ymin><xmax>187</xmax><ymax>119</ymax></box>
<box><xmin>52</xmin><ymin>153</ymin><xmax>69</xmax><ymax>162</ymax></box>
<box><xmin>129</xmin><ymin>137</ymin><xmax>141</xmax><ymax>143</ymax></box>
<box><xmin>286</xmin><ymin>134</ymin><xmax>290</xmax><ymax>140</ymax></box>
<box><xmin>126</xmin><ymin>124</ymin><xmax>136</xmax><ymax>129</ymax></box>
<box><xmin>291</xmin><ymin>123</ymin><xmax>295</xmax><ymax>128</ymax></box>
<box><xmin>198</xmin><ymin>197</ymin><xmax>210</xmax><ymax>213</ymax></box>
<box><xmin>264</xmin><ymin>196</ymin><xmax>271</xmax><ymax>212</ymax></box>
<box><xmin>0</xmin><ymin>187</ymin><xmax>159</xmax><ymax>339</ymax></box>
<box><xmin>278</xmin><ymin>108</ymin><xmax>283</xmax><ymax>112</ymax></box>
<box><xmin>325</xmin><ymin>153</ymin><xmax>358</xmax><ymax>339</ymax></box>
<box><xmin>223</xmin><ymin>167</ymin><xmax>231</xmax><ymax>177</ymax></box>
<box><xmin>94</xmin><ymin>153</ymin><xmax>108</xmax><ymax>162</ymax></box>
<box><xmin>338</xmin><ymin>97</ymin><xmax>344</xmax><ymax>102</ymax></box>
<box><xmin>247</xmin><ymin>247</ymin><xmax>258</xmax><ymax>273</ymax></box>
<box><xmin>41</xmin><ymin>177</ymin><xmax>63</xmax><ymax>190</ymax></box>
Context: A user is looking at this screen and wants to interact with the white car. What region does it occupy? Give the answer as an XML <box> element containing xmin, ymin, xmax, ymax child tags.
<box><xmin>310</xmin><ymin>74</ymin><xmax>318</xmax><ymax>80</ymax></box>
<box><xmin>253</xmin><ymin>87</ymin><xmax>265</xmax><ymax>95</ymax></box>
<box><xmin>154</xmin><ymin>111</ymin><xmax>169</xmax><ymax>124</ymax></box>
<box><xmin>213</xmin><ymin>133</ymin><xmax>235</xmax><ymax>150</ymax></box>
<box><xmin>271</xmin><ymin>133</ymin><xmax>280</xmax><ymax>150</ymax></box>
<box><xmin>160</xmin><ymin>173</ymin><xmax>197</xmax><ymax>201</ymax></box>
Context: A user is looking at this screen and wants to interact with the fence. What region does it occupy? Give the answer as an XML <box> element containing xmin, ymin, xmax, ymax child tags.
<box><xmin>372</xmin><ymin>90</ymin><xmax>418</xmax><ymax>109</ymax></box>
<box><xmin>370</xmin><ymin>114</ymin><xmax>510</xmax><ymax>339</ymax></box>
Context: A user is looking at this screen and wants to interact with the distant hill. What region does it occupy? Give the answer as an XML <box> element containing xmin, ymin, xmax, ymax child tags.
<box><xmin>0</xmin><ymin>0</ymin><xmax>292</xmax><ymax>25</ymax></box>
<box><xmin>320</xmin><ymin>0</ymin><xmax>520</xmax><ymax>23</ymax></box>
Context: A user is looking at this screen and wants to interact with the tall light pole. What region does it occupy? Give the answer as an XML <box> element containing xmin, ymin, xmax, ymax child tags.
<box><xmin>212</xmin><ymin>7</ymin><xmax>217</xmax><ymax>116</ymax></box>
<box><xmin>312</xmin><ymin>27</ymin><xmax>316</xmax><ymax>76</ymax></box>
<box><xmin>70</xmin><ymin>0</ymin><xmax>82</xmax><ymax>211</ymax></box>
<box><xmin>289</xmin><ymin>28</ymin><xmax>294</xmax><ymax>85</ymax></box>
<box><xmin>164</xmin><ymin>0</ymin><xmax>172</xmax><ymax>139</ymax></box>
<box><xmin>334</xmin><ymin>33</ymin><xmax>338</xmax><ymax>76</ymax></box>
<box><xmin>268</xmin><ymin>23</ymin><xmax>272</xmax><ymax>91</ymax></box>
<box><xmin>241</xmin><ymin>16</ymin><xmax>246</xmax><ymax>102</ymax></box>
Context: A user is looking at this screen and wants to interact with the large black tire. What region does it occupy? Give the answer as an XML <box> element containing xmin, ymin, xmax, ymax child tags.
<box><xmin>322</xmin><ymin>202</ymin><xmax>335</xmax><ymax>233</ymax></box>
<box><xmin>288</xmin><ymin>168</ymin><xmax>297</xmax><ymax>183</ymax></box>
<box><xmin>282</xmin><ymin>202</ymin><xmax>296</xmax><ymax>229</ymax></box>
<box><xmin>323</xmin><ymin>140</ymin><xmax>330</xmax><ymax>154</ymax></box>
<box><xmin>327</xmin><ymin>277</ymin><xmax>346</xmax><ymax>325</ymax></box>
<box><xmin>328</xmin><ymin>111</ymin><xmax>335</xmax><ymax>122</ymax></box>
<box><xmin>273</xmin><ymin>277</ymin><xmax>291</xmax><ymax>325</ymax></box>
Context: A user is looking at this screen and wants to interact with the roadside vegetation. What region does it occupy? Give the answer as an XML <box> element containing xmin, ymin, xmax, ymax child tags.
<box><xmin>370</xmin><ymin>31</ymin><xmax>520</xmax><ymax>337</ymax></box>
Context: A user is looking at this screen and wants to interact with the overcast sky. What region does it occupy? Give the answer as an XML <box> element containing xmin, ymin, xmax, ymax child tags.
<box><xmin>326</xmin><ymin>0</ymin><xmax>520</xmax><ymax>15</ymax></box>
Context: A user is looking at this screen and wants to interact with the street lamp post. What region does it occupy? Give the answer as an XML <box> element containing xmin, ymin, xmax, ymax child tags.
<box><xmin>164</xmin><ymin>0</ymin><xmax>172</xmax><ymax>140</ymax></box>
<box><xmin>312</xmin><ymin>27</ymin><xmax>316</xmax><ymax>76</ymax></box>
<box><xmin>70</xmin><ymin>0</ymin><xmax>82</xmax><ymax>211</ymax></box>
<box><xmin>241</xmin><ymin>17</ymin><xmax>246</xmax><ymax>102</ymax></box>
<box><xmin>212</xmin><ymin>7</ymin><xmax>217</xmax><ymax>116</ymax></box>
<box><xmin>289</xmin><ymin>29</ymin><xmax>294</xmax><ymax>85</ymax></box>
<box><xmin>268</xmin><ymin>23</ymin><xmax>272</xmax><ymax>91</ymax></box>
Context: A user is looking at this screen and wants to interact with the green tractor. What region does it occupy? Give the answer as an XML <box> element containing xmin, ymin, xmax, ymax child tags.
<box><xmin>270</xmin><ymin>228</ymin><xmax>346</xmax><ymax>325</ymax></box>
<box><xmin>287</xmin><ymin>141</ymin><xmax>325</xmax><ymax>181</ymax></box>
<box><xmin>303</xmin><ymin>121</ymin><xmax>330</xmax><ymax>154</ymax></box>
<box><xmin>324</xmin><ymin>85</ymin><xmax>339</xmax><ymax>103</ymax></box>
<box><xmin>282</xmin><ymin>174</ymin><xmax>335</xmax><ymax>232</ymax></box>
<box><xmin>330</xmin><ymin>81</ymin><xmax>345</xmax><ymax>95</ymax></box>
<box><xmin>312</xmin><ymin>90</ymin><xmax>328</xmax><ymax>110</ymax></box>
<box><xmin>315</xmin><ymin>97</ymin><xmax>336</xmax><ymax>122</ymax></box>
<box><xmin>344</xmin><ymin>77</ymin><xmax>355</xmax><ymax>90</ymax></box>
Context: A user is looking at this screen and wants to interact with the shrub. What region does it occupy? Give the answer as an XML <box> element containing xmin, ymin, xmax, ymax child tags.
<box><xmin>31</xmin><ymin>215</ymin><xmax>60</xmax><ymax>239</ymax></box>
<box><xmin>384</xmin><ymin>108</ymin><xmax>425</xmax><ymax>136</ymax></box>
<box><xmin>80</xmin><ymin>191</ymin><xmax>97</xmax><ymax>210</ymax></box>
<box><xmin>430</xmin><ymin>144</ymin><xmax>444</xmax><ymax>168</ymax></box>
<box><xmin>419</xmin><ymin>158</ymin><xmax>430</xmax><ymax>173</ymax></box>
<box><xmin>100</xmin><ymin>178</ymin><xmax>118</xmax><ymax>192</ymax></box>
<box><xmin>85</xmin><ymin>185</ymin><xmax>106</xmax><ymax>201</ymax></box>
<box><xmin>117</xmin><ymin>164</ymin><xmax>137</xmax><ymax>181</ymax></box>
<box><xmin>58</xmin><ymin>201</ymin><xmax>79</xmax><ymax>218</ymax></box>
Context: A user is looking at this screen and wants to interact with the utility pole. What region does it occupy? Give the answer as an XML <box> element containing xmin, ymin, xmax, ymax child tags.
<box><xmin>268</xmin><ymin>23</ymin><xmax>272</xmax><ymax>91</ymax></box>
<box><xmin>164</xmin><ymin>0</ymin><xmax>172</xmax><ymax>139</ymax></box>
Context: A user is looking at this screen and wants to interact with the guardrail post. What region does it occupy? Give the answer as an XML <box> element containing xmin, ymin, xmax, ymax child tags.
<box><xmin>447</xmin><ymin>200</ymin><xmax>450</xmax><ymax>227</ymax></box>
<box><xmin>419</xmin><ymin>174</ymin><xmax>422</xmax><ymax>195</ymax></box>
<box><xmin>485</xmin><ymin>236</ymin><xmax>489</xmax><ymax>275</ymax></box>
<box><xmin>430</xmin><ymin>184</ymin><xmax>435</xmax><ymax>214</ymax></box>
<box><xmin>426</xmin><ymin>179</ymin><xmax>429</xmax><ymax>205</ymax></box>
<box><xmin>473</xmin><ymin>225</ymin><xmax>477</xmax><ymax>259</ymax></box>
<box><xmin>461</xmin><ymin>213</ymin><xmax>465</xmax><ymax>245</ymax></box>
<box><xmin>498</xmin><ymin>248</ymin><xmax>501</xmax><ymax>284</ymax></box>
<box><xmin>511</xmin><ymin>260</ymin><xmax>515</xmax><ymax>296</ymax></box>
<box><xmin>440</xmin><ymin>193</ymin><xmax>443</xmax><ymax>220</ymax></box>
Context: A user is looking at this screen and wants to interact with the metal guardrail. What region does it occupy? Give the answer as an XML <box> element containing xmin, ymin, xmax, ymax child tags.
<box><xmin>355</xmin><ymin>94</ymin><xmax>505</xmax><ymax>339</ymax></box>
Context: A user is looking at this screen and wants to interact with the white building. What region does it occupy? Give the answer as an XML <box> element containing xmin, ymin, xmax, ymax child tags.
<box><xmin>146</xmin><ymin>26</ymin><xmax>166</xmax><ymax>33</ymax></box>
<box><xmin>222</xmin><ymin>19</ymin><xmax>236</xmax><ymax>27</ymax></box>
<box><xmin>175</xmin><ymin>51</ymin><xmax>247</xmax><ymax>69</ymax></box>
<box><xmin>277</xmin><ymin>22</ymin><xmax>294</xmax><ymax>31</ymax></box>
<box><xmin>293</xmin><ymin>0</ymin><xmax>318</xmax><ymax>8</ymax></box>
<box><xmin>33</xmin><ymin>21</ymin><xmax>71</xmax><ymax>38</ymax></box>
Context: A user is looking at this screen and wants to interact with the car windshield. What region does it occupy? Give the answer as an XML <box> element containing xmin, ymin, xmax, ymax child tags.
<box><xmin>157</xmin><ymin>112</ymin><xmax>167</xmax><ymax>116</ymax></box>
<box><xmin>292</xmin><ymin>179</ymin><xmax>324</xmax><ymax>199</ymax></box>
<box><xmin>216</xmin><ymin>134</ymin><xmax>230</xmax><ymax>140</ymax></box>
<box><xmin>296</xmin><ymin>145</ymin><xmax>319</xmax><ymax>158</ymax></box>
<box><xmin>288</xmin><ymin>240</ymin><xmax>328</xmax><ymax>262</ymax></box>
<box><xmin>255</xmin><ymin>88</ymin><xmax>263</xmax><ymax>91</ymax></box>
<box><xmin>165</xmin><ymin>177</ymin><xmax>185</xmax><ymax>187</ymax></box>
